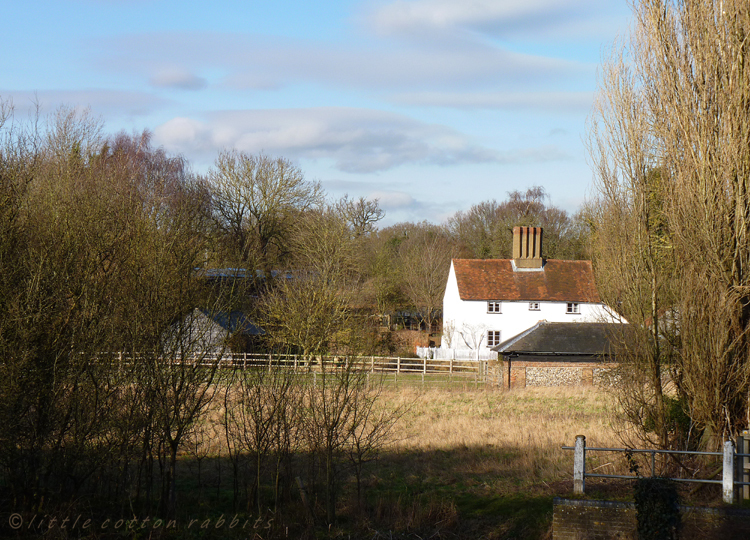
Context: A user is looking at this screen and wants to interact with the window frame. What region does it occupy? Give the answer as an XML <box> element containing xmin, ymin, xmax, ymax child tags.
<box><xmin>487</xmin><ymin>330</ymin><xmax>501</xmax><ymax>348</ymax></box>
<box><xmin>566</xmin><ymin>302</ymin><xmax>580</xmax><ymax>314</ymax></box>
<box><xmin>487</xmin><ymin>301</ymin><xmax>502</xmax><ymax>314</ymax></box>
<box><xmin>529</xmin><ymin>301</ymin><xmax>541</xmax><ymax>311</ymax></box>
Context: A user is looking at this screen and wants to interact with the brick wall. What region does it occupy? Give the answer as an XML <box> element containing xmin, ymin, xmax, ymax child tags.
<box><xmin>553</xmin><ymin>498</ymin><xmax>750</xmax><ymax>540</ymax></box>
<box><xmin>553</xmin><ymin>499</ymin><xmax>636</xmax><ymax>540</ymax></box>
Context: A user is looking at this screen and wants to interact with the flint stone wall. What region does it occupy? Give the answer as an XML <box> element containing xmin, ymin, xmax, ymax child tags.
<box><xmin>499</xmin><ymin>358</ymin><xmax>616</xmax><ymax>389</ymax></box>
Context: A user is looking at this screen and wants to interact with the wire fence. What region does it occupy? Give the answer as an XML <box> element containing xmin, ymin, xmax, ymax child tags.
<box><xmin>563</xmin><ymin>433</ymin><xmax>750</xmax><ymax>503</ymax></box>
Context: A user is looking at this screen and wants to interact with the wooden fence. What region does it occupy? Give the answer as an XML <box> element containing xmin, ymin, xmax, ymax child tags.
<box><xmin>111</xmin><ymin>352</ymin><xmax>491</xmax><ymax>384</ymax></box>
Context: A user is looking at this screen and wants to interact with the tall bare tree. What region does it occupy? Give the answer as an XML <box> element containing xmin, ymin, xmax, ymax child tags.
<box><xmin>589</xmin><ymin>0</ymin><xmax>750</xmax><ymax>447</ymax></box>
<box><xmin>208</xmin><ymin>150</ymin><xmax>324</xmax><ymax>271</ymax></box>
<box><xmin>396</xmin><ymin>222</ymin><xmax>457</xmax><ymax>336</ymax></box>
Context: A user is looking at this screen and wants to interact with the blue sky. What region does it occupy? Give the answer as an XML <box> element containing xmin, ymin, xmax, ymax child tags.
<box><xmin>2</xmin><ymin>0</ymin><xmax>631</xmax><ymax>226</ymax></box>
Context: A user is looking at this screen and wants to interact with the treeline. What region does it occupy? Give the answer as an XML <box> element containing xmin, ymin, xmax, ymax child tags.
<box><xmin>0</xmin><ymin>105</ymin><xmax>586</xmax><ymax>529</ymax></box>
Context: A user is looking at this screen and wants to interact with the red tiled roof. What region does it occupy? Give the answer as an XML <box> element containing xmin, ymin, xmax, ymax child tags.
<box><xmin>452</xmin><ymin>259</ymin><xmax>600</xmax><ymax>303</ymax></box>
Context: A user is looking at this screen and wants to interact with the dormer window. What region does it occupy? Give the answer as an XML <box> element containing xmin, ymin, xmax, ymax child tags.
<box><xmin>529</xmin><ymin>301</ymin><xmax>540</xmax><ymax>311</ymax></box>
<box><xmin>487</xmin><ymin>301</ymin><xmax>502</xmax><ymax>313</ymax></box>
<box><xmin>566</xmin><ymin>302</ymin><xmax>580</xmax><ymax>314</ymax></box>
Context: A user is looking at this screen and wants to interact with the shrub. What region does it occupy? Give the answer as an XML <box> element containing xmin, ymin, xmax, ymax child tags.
<box><xmin>634</xmin><ymin>477</ymin><xmax>681</xmax><ymax>540</ymax></box>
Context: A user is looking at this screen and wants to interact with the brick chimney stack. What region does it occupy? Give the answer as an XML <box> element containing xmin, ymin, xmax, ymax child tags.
<box><xmin>512</xmin><ymin>226</ymin><xmax>543</xmax><ymax>269</ymax></box>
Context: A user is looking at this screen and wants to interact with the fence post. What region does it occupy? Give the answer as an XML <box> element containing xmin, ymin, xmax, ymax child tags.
<box><xmin>574</xmin><ymin>435</ymin><xmax>586</xmax><ymax>494</ymax></box>
<box><xmin>723</xmin><ymin>440</ymin><xmax>735</xmax><ymax>504</ymax></box>
<box><xmin>741</xmin><ymin>430</ymin><xmax>750</xmax><ymax>501</ymax></box>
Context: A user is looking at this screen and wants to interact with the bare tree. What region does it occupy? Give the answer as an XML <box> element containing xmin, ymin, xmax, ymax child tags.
<box><xmin>302</xmin><ymin>359</ymin><xmax>400</xmax><ymax>524</ymax></box>
<box><xmin>208</xmin><ymin>150</ymin><xmax>324</xmax><ymax>270</ymax></box>
<box><xmin>345</xmin><ymin>375</ymin><xmax>405</xmax><ymax>509</ymax></box>
<box><xmin>222</xmin><ymin>363</ymin><xmax>301</xmax><ymax>513</ymax></box>
<box><xmin>336</xmin><ymin>194</ymin><xmax>385</xmax><ymax>238</ymax></box>
<box><xmin>459</xmin><ymin>323</ymin><xmax>488</xmax><ymax>360</ymax></box>
<box><xmin>588</xmin><ymin>0</ymin><xmax>750</xmax><ymax>447</ymax></box>
<box><xmin>397</xmin><ymin>222</ymin><xmax>457</xmax><ymax>336</ymax></box>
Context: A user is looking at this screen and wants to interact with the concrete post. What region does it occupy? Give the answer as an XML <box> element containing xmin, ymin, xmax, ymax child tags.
<box><xmin>723</xmin><ymin>440</ymin><xmax>735</xmax><ymax>504</ymax></box>
<box><xmin>574</xmin><ymin>435</ymin><xmax>586</xmax><ymax>494</ymax></box>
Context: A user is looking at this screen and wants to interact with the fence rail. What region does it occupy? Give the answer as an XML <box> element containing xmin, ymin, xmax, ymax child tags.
<box><xmin>563</xmin><ymin>433</ymin><xmax>750</xmax><ymax>504</ymax></box>
<box><xmin>108</xmin><ymin>352</ymin><xmax>490</xmax><ymax>383</ymax></box>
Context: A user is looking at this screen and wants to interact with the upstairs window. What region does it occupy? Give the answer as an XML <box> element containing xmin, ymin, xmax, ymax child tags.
<box><xmin>566</xmin><ymin>302</ymin><xmax>580</xmax><ymax>314</ymax></box>
<box><xmin>529</xmin><ymin>301</ymin><xmax>540</xmax><ymax>311</ymax></box>
<box><xmin>487</xmin><ymin>301</ymin><xmax>502</xmax><ymax>313</ymax></box>
<box><xmin>487</xmin><ymin>330</ymin><xmax>501</xmax><ymax>347</ymax></box>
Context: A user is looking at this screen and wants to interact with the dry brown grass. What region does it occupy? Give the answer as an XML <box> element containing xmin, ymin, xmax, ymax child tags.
<box><xmin>197</xmin><ymin>383</ymin><xmax>626</xmax><ymax>483</ymax></box>
<box><xmin>390</xmin><ymin>385</ymin><xmax>620</xmax><ymax>451</ymax></box>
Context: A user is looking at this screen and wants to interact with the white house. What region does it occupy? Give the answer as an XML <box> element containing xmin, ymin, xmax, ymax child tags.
<box><xmin>441</xmin><ymin>226</ymin><xmax>617</xmax><ymax>352</ymax></box>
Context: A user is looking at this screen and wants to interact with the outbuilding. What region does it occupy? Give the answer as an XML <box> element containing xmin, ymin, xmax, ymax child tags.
<box><xmin>493</xmin><ymin>321</ymin><xmax>630</xmax><ymax>388</ymax></box>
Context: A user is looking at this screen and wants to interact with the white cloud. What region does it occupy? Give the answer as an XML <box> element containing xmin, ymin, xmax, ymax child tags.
<box><xmin>369</xmin><ymin>190</ymin><xmax>416</xmax><ymax>208</ymax></box>
<box><xmin>149</xmin><ymin>68</ymin><xmax>207</xmax><ymax>90</ymax></box>
<box><xmin>154</xmin><ymin>106</ymin><xmax>570</xmax><ymax>174</ymax></box>
<box><xmin>152</xmin><ymin>116</ymin><xmax>212</xmax><ymax>149</ymax></box>
<box><xmin>388</xmin><ymin>91</ymin><xmax>594</xmax><ymax>112</ymax></box>
<box><xmin>370</xmin><ymin>0</ymin><xmax>570</xmax><ymax>30</ymax></box>
<box><xmin>154</xmin><ymin>107</ymin><xmax>503</xmax><ymax>173</ymax></box>
<box><xmin>0</xmin><ymin>89</ymin><xmax>168</xmax><ymax>120</ymax></box>
<box><xmin>366</xmin><ymin>0</ymin><xmax>620</xmax><ymax>40</ymax></box>
<box><xmin>96</xmin><ymin>29</ymin><xmax>587</xmax><ymax>96</ymax></box>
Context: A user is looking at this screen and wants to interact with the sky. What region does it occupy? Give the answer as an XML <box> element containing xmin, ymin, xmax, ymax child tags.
<box><xmin>1</xmin><ymin>0</ymin><xmax>632</xmax><ymax>226</ymax></box>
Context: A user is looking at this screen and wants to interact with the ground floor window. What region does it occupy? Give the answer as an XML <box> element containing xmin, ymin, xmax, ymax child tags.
<box><xmin>487</xmin><ymin>330</ymin><xmax>501</xmax><ymax>347</ymax></box>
